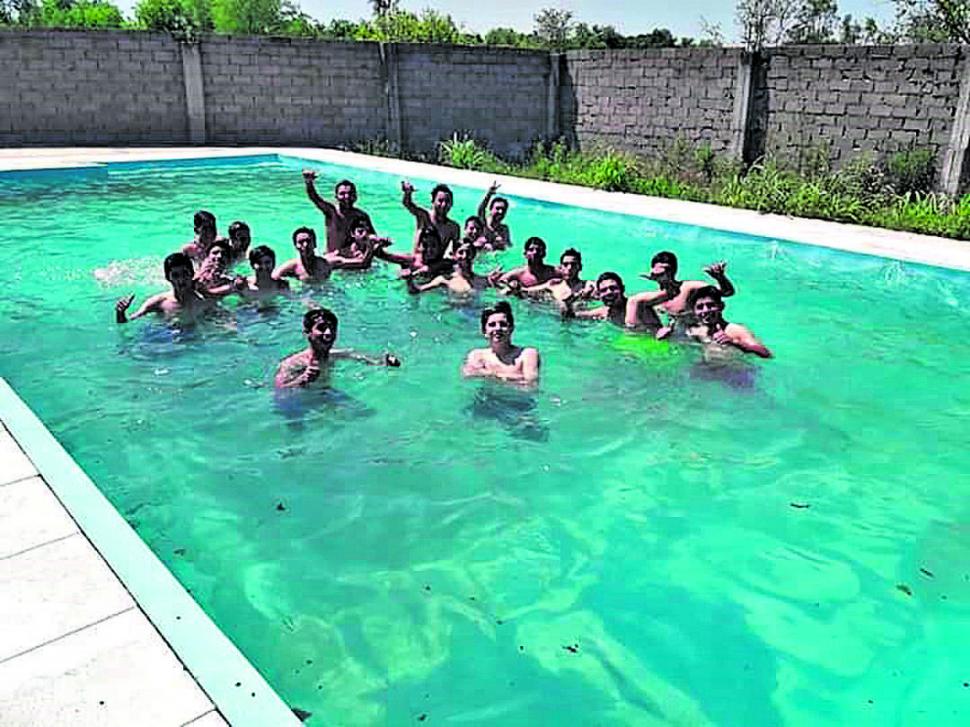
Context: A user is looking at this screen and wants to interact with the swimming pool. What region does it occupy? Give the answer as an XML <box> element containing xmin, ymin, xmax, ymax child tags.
<box><xmin>2</xmin><ymin>153</ymin><xmax>969</xmax><ymax>726</ymax></box>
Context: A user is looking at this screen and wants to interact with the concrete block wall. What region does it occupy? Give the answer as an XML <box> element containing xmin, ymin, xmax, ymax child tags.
<box><xmin>0</xmin><ymin>30</ymin><xmax>187</xmax><ymax>145</ymax></box>
<box><xmin>395</xmin><ymin>44</ymin><xmax>550</xmax><ymax>157</ymax></box>
<box><xmin>758</xmin><ymin>44</ymin><xmax>967</xmax><ymax>171</ymax></box>
<box><xmin>559</xmin><ymin>48</ymin><xmax>742</xmax><ymax>157</ymax></box>
<box><xmin>200</xmin><ymin>36</ymin><xmax>386</xmax><ymax>146</ymax></box>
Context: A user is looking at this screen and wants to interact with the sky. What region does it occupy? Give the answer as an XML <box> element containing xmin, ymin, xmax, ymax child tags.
<box><xmin>115</xmin><ymin>0</ymin><xmax>899</xmax><ymax>40</ymax></box>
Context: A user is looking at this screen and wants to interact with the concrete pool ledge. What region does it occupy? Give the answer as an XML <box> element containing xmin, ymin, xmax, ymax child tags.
<box><xmin>1</xmin><ymin>145</ymin><xmax>968</xmax><ymax>273</ymax></box>
<box><xmin>0</xmin><ymin>378</ymin><xmax>300</xmax><ymax>727</ymax></box>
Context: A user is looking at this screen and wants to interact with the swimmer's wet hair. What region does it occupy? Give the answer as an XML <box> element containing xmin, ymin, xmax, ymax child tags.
<box><xmin>687</xmin><ymin>285</ymin><xmax>723</xmax><ymax>309</ymax></box>
<box><xmin>465</xmin><ymin>215</ymin><xmax>484</xmax><ymax>227</ymax></box>
<box><xmin>193</xmin><ymin>210</ymin><xmax>216</xmax><ymax>232</ymax></box>
<box><xmin>303</xmin><ymin>307</ymin><xmax>338</xmax><ymax>332</ymax></box>
<box><xmin>248</xmin><ymin>245</ymin><xmax>275</xmax><ymax>266</ymax></box>
<box><xmin>490</xmin><ymin>197</ymin><xmax>509</xmax><ymax>209</ymax></box>
<box><xmin>164</xmin><ymin>252</ymin><xmax>193</xmax><ymax>278</ymax></box>
<box><xmin>335</xmin><ymin>179</ymin><xmax>356</xmax><ymax>194</ymax></box>
<box><xmin>561</xmin><ymin>248</ymin><xmax>582</xmax><ymax>264</ymax></box>
<box><xmin>524</xmin><ymin>236</ymin><xmax>546</xmax><ymax>253</ymax></box>
<box><xmin>349</xmin><ymin>216</ymin><xmax>370</xmax><ymax>233</ymax></box>
<box><xmin>431</xmin><ymin>183</ymin><xmax>453</xmax><ymax>200</ymax></box>
<box><xmin>292</xmin><ymin>226</ymin><xmax>316</xmax><ymax>243</ymax></box>
<box><xmin>480</xmin><ymin>300</ymin><xmax>514</xmax><ymax>332</ymax></box>
<box><xmin>596</xmin><ymin>271</ymin><xmax>624</xmax><ymax>290</ymax></box>
<box><xmin>208</xmin><ymin>240</ymin><xmax>231</xmax><ymax>258</ymax></box>
<box><xmin>651</xmin><ymin>250</ymin><xmax>678</xmax><ymax>274</ymax></box>
<box><xmin>228</xmin><ymin>221</ymin><xmax>250</xmax><ymax>238</ymax></box>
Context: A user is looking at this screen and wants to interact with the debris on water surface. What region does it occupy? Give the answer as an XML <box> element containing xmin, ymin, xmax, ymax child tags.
<box><xmin>275</xmin><ymin>501</ymin><xmax>286</xmax><ymax>512</ymax></box>
<box><xmin>563</xmin><ymin>643</ymin><xmax>579</xmax><ymax>653</ymax></box>
<box><xmin>789</xmin><ymin>502</ymin><xmax>811</xmax><ymax>509</ymax></box>
<box><xmin>919</xmin><ymin>567</ymin><xmax>935</xmax><ymax>578</ymax></box>
<box><xmin>173</xmin><ymin>548</ymin><xmax>186</xmax><ymax>556</ymax></box>
<box><xmin>418</xmin><ymin>714</ymin><xmax>427</xmax><ymax>722</ymax></box>
<box><xmin>896</xmin><ymin>584</ymin><xmax>913</xmax><ymax>596</ymax></box>
<box><xmin>495</xmin><ymin>619</ymin><xmax>504</xmax><ymax>625</ymax></box>
<box><xmin>292</xmin><ymin>707</ymin><xmax>313</xmax><ymax>722</ymax></box>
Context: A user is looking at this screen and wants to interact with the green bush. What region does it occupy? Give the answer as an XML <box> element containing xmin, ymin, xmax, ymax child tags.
<box><xmin>34</xmin><ymin>0</ymin><xmax>125</xmax><ymax>28</ymax></box>
<box><xmin>134</xmin><ymin>0</ymin><xmax>209</xmax><ymax>33</ymax></box>
<box><xmin>438</xmin><ymin>134</ymin><xmax>504</xmax><ymax>172</ymax></box>
<box><xmin>885</xmin><ymin>149</ymin><xmax>936</xmax><ymax>196</ymax></box>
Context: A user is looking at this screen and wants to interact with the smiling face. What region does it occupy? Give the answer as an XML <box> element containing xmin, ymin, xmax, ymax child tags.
<box><xmin>205</xmin><ymin>245</ymin><xmax>228</xmax><ymax>270</ymax></box>
<box><xmin>692</xmin><ymin>295</ymin><xmax>724</xmax><ymax>326</ymax></box>
<box><xmin>432</xmin><ymin>190</ymin><xmax>452</xmax><ymax>217</ymax></box>
<box><xmin>464</xmin><ymin>218</ymin><xmax>482</xmax><ymax>240</ymax></box>
<box><xmin>483</xmin><ymin>311</ymin><xmax>512</xmax><ymax>345</ymax></box>
<box><xmin>335</xmin><ymin>183</ymin><xmax>357</xmax><ymax>210</ymax></box>
<box><xmin>294</xmin><ymin>231</ymin><xmax>316</xmax><ymax>257</ymax></box>
<box><xmin>559</xmin><ymin>254</ymin><xmax>581</xmax><ymax>282</ymax></box>
<box><xmin>454</xmin><ymin>242</ymin><xmax>477</xmax><ymax>270</ymax></box>
<box><xmin>306</xmin><ymin>315</ymin><xmax>337</xmax><ymax>351</ymax></box>
<box><xmin>597</xmin><ymin>277</ymin><xmax>624</xmax><ymax>306</ymax></box>
<box><xmin>490</xmin><ymin>199</ymin><xmax>508</xmax><ymax>223</ymax></box>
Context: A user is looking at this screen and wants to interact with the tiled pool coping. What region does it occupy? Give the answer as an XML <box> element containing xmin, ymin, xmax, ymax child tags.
<box><xmin>0</xmin><ymin>377</ymin><xmax>300</xmax><ymax>727</ymax></box>
<box><xmin>1</xmin><ymin>146</ymin><xmax>968</xmax><ymax>272</ymax></box>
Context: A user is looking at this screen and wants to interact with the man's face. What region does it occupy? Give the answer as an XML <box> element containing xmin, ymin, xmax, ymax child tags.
<box><xmin>231</xmin><ymin>229</ymin><xmax>251</xmax><ymax>249</ymax></box>
<box><xmin>464</xmin><ymin>219</ymin><xmax>482</xmax><ymax>239</ymax></box>
<box><xmin>167</xmin><ymin>264</ymin><xmax>194</xmax><ymax>290</ymax></box>
<box><xmin>307</xmin><ymin>317</ymin><xmax>337</xmax><ymax>349</ymax></box>
<box><xmin>206</xmin><ymin>246</ymin><xmax>228</xmax><ymax>269</ymax></box>
<box><xmin>559</xmin><ymin>255</ymin><xmax>581</xmax><ymax>281</ymax></box>
<box><xmin>419</xmin><ymin>235</ymin><xmax>443</xmax><ymax>262</ymax></box>
<box><xmin>432</xmin><ymin>191</ymin><xmax>452</xmax><ymax>216</ymax></box>
<box><xmin>490</xmin><ymin>200</ymin><xmax>507</xmax><ymax>222</ymax></box>
<box><xmin>251</xmin><ymin>254</ymin><xmax>274</xmax><ymax>273</ymax></box>
<box><xmin>484</xmin><ymin>312</ymin><xmax>512</xmax><ymax>343</ymax></box>
<box><xmin>693</xmin><ymin>296</ymin><xmax>723</xmax><ymax>326</ymax></box>
<box><xmin>650</xmin><ymin>260</ymin><xmax>674</xmax><ymax>281</ymax></box>
<box><xmin>294</xmin><ymin>232</ymin><xmax>316</xmax><ymax>256</ymax></box>
<box><xmin>454</xmin><ymin>244</ymin><xmax>475</xmax><ymax>267</ymax></box>
<box><xmin>598</xmin><ymin>278</ymin><xmax>623</xmax><ymax>306</ymax></box>
<box><xmin>524</xmin><ymin>241</ymin><xmax>545</xmax><ymax>263</ymax></box>
<box><xmin>336</xmin><ymin>184</ymin><xmax>356</xmax><ymax>208</ymax></box>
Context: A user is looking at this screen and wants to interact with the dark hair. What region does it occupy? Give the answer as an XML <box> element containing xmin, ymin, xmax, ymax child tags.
<box><xmin>524</xmin><ymin>236</ymin><xmax>546</xmax><ymax>254</ymax></box>
<box><xmin>430</xmin><ymin>183</ymin><xmax>453</xmax><ymax>200</ymax></box>
<box><xmin>687</xmin><ymin>285</ymin><xmax>722</xmax><ymax>310</ymax></box>
<box><xmin>335</xmin><ymin>179</ymin><xmax>356</xmax><ymax>195</ymax></box>
<box><xmin>164</xmin><ymin>252</ymin><xmax>193</xmax><ymax>279</ymax></box>
<box><xmin>193</xmin><ymin>210</ymin><xmax>216</xmax><ymax>232</ymax></box>
<box><xmin>560</xmin><ymin>248</ymin><xmax>582</xmax><ymax>264</ymax></box>
<box><xmin>490</xmin><ymin>197</ymin><xmax>509</xmax><ymax>209</ymax></box>
<box><xmin>596</xmin><ymin>271</ymin><xmax>624</xmax><ymax>291</ymax></box>
<box><xmin>208</xmin><ymin>240</ymin><xmax>231</xmax><ymax>258</ymax></box>
<box><xmin>651</xmin><ymin>250</ymin><xmax>678</xmax><ymax>274</ymax></box>
<box><xmin>465</xmin><ymin>215</ymin><xmax>484</xmax><ymax>227</ymax></box>
<box><xmin>349</xmin><ymin>216</ymin><xmax>370</xmax><ymax>234</ymax></box>
<box><xmin>292</xmin><ymin>226</ymin><xmax>316</xmax><ymax>244</ymax></box>
<box><xmin>248</xmin><ymin>245</ymin><xmax>276</xmax><ymax>266</ymax></box>
<box><xmin>480</xmin><ymin>300</ymin><xmax>514</xmax><ymax>333</ymax></box>
<box><xmin>228</xmin><ymin>221</ymin><xmax>250</xmax><ymax>239</ymax></box>
<box><xmin>303</xmin><ymin>307</ymin><xmax>338</xmax><ymax>333</ymax></box>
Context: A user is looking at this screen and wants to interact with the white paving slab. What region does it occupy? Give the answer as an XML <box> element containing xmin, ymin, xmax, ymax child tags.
<box><xmin>0</xmin><ymin>608</ymin><xmax>215</xmax><ymax>727</ymax></box>
<box><xmin>0</xmin><ymin>475</ymin><xmax>78</xmax><ymax>559</ymax></box>
<box><xmin>0</xmin><ymin>424</ymin><xmax>38</xmax><ymax>486</ymax></box>
<box><xmin>0</xmin><ymin>534</ymin><xmax>134</xmax><ymax>661</ymax></box>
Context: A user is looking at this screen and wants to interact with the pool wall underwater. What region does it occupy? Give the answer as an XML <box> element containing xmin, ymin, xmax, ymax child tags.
<box><xmin>1</xmin><ymin>147</ymin><xmax>969</xmax><ymax>726</ymax></box>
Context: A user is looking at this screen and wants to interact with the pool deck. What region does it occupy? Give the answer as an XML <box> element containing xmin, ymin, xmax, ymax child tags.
<box><xmin>0</xmin><ymin>421</ymin><xmax>227</xmax><ymax>727</ymax></box>
<box><xmin>1</xmin><ymin>145</ymin><xmax>969</xmax><ymax>272</ymax></box>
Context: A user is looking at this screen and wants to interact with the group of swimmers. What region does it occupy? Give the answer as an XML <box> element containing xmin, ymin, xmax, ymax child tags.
<box><xmin>114</xmin><ymin>169</ymin><xmax>771</xmax><ymax>389</ymax></box>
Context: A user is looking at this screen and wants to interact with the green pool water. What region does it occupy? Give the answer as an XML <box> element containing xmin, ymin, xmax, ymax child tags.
<box><xmin>2</xmin><ymin>156</ymin><xmax>969</xmax><ymax>726</ymax></box>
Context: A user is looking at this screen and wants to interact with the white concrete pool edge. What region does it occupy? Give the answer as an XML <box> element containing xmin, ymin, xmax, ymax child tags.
<box><xmin>0</xmin><ymin>377</ymin><xmax>300</xmax><ymax>727</ymax></box>
<box><xmin>1</xmin><ymin>145</ymin><xmax>968</xmax><ymax>273</ymax></box>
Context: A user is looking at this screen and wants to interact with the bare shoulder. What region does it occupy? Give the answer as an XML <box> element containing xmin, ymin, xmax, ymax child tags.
<box><xmin>724</xmin><ymin>322</ymin><xmax>754</xmax><ymax>339</ymax></box>
<box><xmin>521</xmin><ymin>346</ymin><xmax>541</xmax><ymax>362</ymax></box>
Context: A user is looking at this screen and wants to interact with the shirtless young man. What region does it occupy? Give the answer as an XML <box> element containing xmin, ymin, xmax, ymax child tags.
<box><xmin>274</xmin><ymin>308</ymin><xmax>401</xmax><ymax>388</ymax></box>
<box><xmin>233</xmin><ymin>245</ymin><xmax>290</xmax><ymax>299</ymax></box>
<box><xmin>406</xmin><ymin>241</ymin><xmax>501</xmax><ymax>296</ymax></box>
<box><xmin>634</xmin><ymin>251</ymin><xmax>735</xmax><ymax>320</ymax></box>
<box><xmin>325</xmin><ymin>219</ymin><xmax>391</xmax><ymax>272</ymax></box>
<box><xmin>272</xmin><ymin>227</ymin><xmax>333</xmax><ymax>283</ymax></box>
<box><xmin>227</xmin><ymin>221</ymin><xmax>252</xmax><ymax>265</ymax></box>
<box><xmin>401</xmin><ymin>180</ymin><xmax>460</xmax><ymax>255</ymax></box>
<box><xmin>461</xmin><ymin>216</ymin><xmax>490</xmax><ymax>254</ymax></box>
<box><xmin>461</xmin><ymin>301</ymin><xmax>540</xmax><ymax>385</ymax></box>
<box><xmin>115</xmin><ymin>252</ymin><xmax>212</xmax><ymax>324</ymax></box>
<box><xmin>563</xmin><ymin>272</ymin><xmax>670</xmax><ymax>332</ymax></box>
<box><xmin>477</xmin><ymin>181</ymin><xmax>511</xmax><ymax>250</ymax></box>
<box><xmin>302</xmin><ymin>170</ymin><xmax>375</xmax><ymax>253</ymax></box>
<box><xmin>378</xmin><ymin>226</ymin><xmax>454</xmax><ymax>280</ymax></box>
<box><xmin>497</xmin><ymin>237</ymin><xmax>558</xmax><ymax>293</ymax></box>
<box><xmin>181</xmin><ymin>210</ymin><xmax>219</xmax><ymax>264</ymax></box>
<box><xmin>674</xmin><ymin>286</ymin><xmax>771</xmax><ymax>358</ymax></box>
<box><xmin>193</xmin><ymin>240</ymin><xmax>240</xmax><ymax>296</ymax></box>
<box><xmin>517</xmin><ymin>248</ymin><xmax>595</xmax><ymax>306</ymax></box>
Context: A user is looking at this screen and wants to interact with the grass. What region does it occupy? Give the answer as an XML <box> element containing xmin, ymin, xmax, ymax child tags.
<box><xmin>432</xmin><ymin>136</ymin><xmax>970</xmax><ymax>241</ymax></box>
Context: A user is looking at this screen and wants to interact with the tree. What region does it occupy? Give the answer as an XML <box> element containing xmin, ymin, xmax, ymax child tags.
<box><xmin>369</xmin><ymin>0</ymin><xmax>396</xmax><ymax>18</ymax></box>
<box><xmin>534</xmin><ymin>7</ymin><xmax>572</xmax><ymax>50</ymax></box>
<box><xmin>894</xmin><ymin>0</ymin><xmax>970</xmax><ymax>43</ymax></box>
<box><xmin>484</xmin><ymin>26</ymin><xmax>534</xmax><ymax>47</ymax></box>
<box><xmin>210</xmin><ymin>0</ymin><xmax>280</xmax><ymax>33</ymax></box>
<box><xmin>736</xmin><ymin>0</ymin><xmax>799</xmax><ymax>50</ymax></box>
<box><xmin>134</xmin><ymin>0</ymin><xmax>211</xmax><ymax>33</ymax></box>
<box><xmin>32</xmin><ymin>0</ymin><xmax>124</xmax><ymax>27</ymax></box>
<box><xmin>787</xmin><ymin>0</ymin><xmax>839</xmax><ymax>43</ymax></box>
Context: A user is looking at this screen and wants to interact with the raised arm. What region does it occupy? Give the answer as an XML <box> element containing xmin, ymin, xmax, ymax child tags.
<box><xmin>115</xmin><ymin>293</ymin><xmax>162</xmax><ymax>324</ymax></box>
<box><xmin>704</xmin><ymin>261</ymin><xmax>735</xmax><ymax>298</ymax></box>
<box><xmin>478</xmin><ymin>181</ymin><xmax>499</xmax><ymax>220</ymax></box>
<box><xmin>303</xmin><ymin>170</ymin><xmax>336</xmax><ymax>217</ymax></box>
<box><xmin>401</xmin><ymin>180</ymin><xmax>430</xmax><ymax>226</ymax></box>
